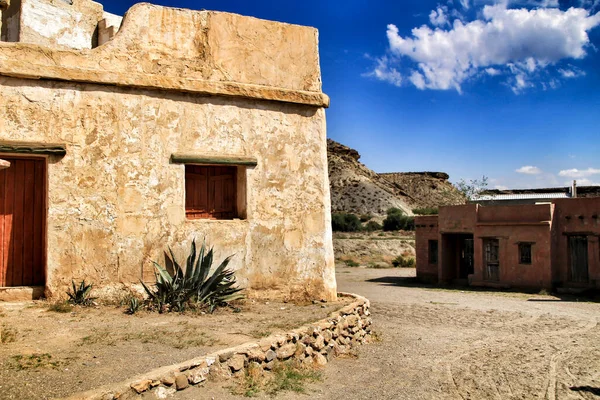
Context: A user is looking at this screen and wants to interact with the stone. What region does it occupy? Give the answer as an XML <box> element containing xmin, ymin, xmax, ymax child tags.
<box><xmin>295</xmin><ymin>342</ymin><xmax>307</xmax><ymax>357</ymax></box>
<box><xmin>346</xmin><ymin>315</ymin><xmax>360</xmax><ymax>328</ymax></box>
<box><xmin>161</xmin><ymin>376</ymin><xmax>176</xmax><ymax>387</ymax></box>
<box><xmin>228</xmin><ymin>354</ymin><xmax>246</xmax><ymax>372</ymax></box>
<box><xmin>188</xmin><ymin>367</ymin><xmax>209</xmax><ymax>384</ymax></box>
<box><xmin>277</xmin><ymin>343</ymin><xmax>297</xmax><ymax>360</ymax></box>
<box><xmin>259</xmin><ymin>339</ymin><xmax>273</xmax><ymax>352</ymax></box>
<box><xmin>245</xmin><ymin>348</ymin><xmax>266</xmax><ymax>363</ymax></box>
<box><xmin>322</xmin><ymin>330</ymin><xmax>333</xmax><ymax>343</ymax></box>
<box><xmin>313</xmin><ymin>353</ymin><xmax>328</xmax><ymax>367</ymax></box>
<box><xmin>151</xmin><ymin>380</ymin><xmax>161</xmax><ymax>387</ymax></box>
<box><xmin>305</xmin><ymin>346</ymin><xmax>314</xmax><ymax>356</ymax></box>
<box><xmin>154</xmin><ymin>386</ymin><xmax>177</xmax><ymax>400</ymax></box>
<box><xmin>265</xmin><ymin>350</ymin><xmax>277</xmax><ymax>362</ymax></box>
<box><xmin>311</xmin><ymin>335</ymin><xmax>325</xmax><ymax>351</ymax></box>
<box><xmin>263</xmin><ymin>361</ymin><xmax>275</xmax><ymax>371</ymax></box>
<box><xmin>175</xmin><ymin>374</ymin><xmax>189</xmax><ymax>391</ymax></box>
<box><xmin>130</xmin><ymin>379</ymin><xmax>152</xmax><ymax>394</ymax></box>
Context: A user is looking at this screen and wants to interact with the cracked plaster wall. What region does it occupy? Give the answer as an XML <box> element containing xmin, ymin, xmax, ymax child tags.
<box><xmin>0</xmin><ymin>77</ymin><xmax>337</xmax><ymax>300</ymax></box>
<box><xmin>0</xmin><ymin>2</ymin><xmax>336</xmax><ymax>300</ymax></box>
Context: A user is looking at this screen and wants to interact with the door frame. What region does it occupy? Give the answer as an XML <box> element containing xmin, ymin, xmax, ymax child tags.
<box><xmin>0</xmin><ymin>153</ymin><xmax>48</xmax><ymax>288</ymax></box>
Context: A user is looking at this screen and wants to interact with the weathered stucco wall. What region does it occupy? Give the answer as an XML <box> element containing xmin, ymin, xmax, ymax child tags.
<box><xmin>0</xmin><ymin>2</ymin><xmax>336</xmax><ymax>300</ymax></box>
<box><xmin>17</xmin><ymin>0</ymin><xmax>104</xmax><ymax>49</ymax></box>
<box><xmin>0</xmin><ymin>77</ymin><xmax>336</xmax><ymax>300</ymax></box>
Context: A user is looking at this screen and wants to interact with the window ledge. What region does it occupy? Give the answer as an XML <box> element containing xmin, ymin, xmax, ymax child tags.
<box><xmin>0</xmin><ymin>141</ymin><xmax>66</xmax><ymax>156</ymax></box>
<box><xmin>171</xmin><ymin>154</ymin><xmax>258</xmax><ymax>167</ymax></box>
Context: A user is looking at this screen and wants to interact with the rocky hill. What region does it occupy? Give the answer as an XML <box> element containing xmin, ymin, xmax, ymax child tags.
<box><xmin>327</xmin><ymin>139</ymin><xmax>464</xmax><ymax>216</ymax></box>
<box><xmin>379</xmin><ymin>172</ymin><xmax>465</xmax><ymax>209</ymax></box>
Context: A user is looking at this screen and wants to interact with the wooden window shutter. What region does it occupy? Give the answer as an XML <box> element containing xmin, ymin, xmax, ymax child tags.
<box><xmin>185</xmin><ymin>165</ymin><xmax>237</xmax><ymax>220</ymax></box>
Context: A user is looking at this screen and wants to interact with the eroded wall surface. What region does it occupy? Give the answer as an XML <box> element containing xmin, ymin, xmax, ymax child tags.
<box><xmin>0</xmin><ymin>2</ymin><xmax>336</xmax><ymax>300</ymax></box>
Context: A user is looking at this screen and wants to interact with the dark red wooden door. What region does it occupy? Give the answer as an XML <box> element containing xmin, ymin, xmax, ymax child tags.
<box><xmin>0</xmin><ymin>157</ymin><xmax>46</xmax><ymax>287</ymax></box>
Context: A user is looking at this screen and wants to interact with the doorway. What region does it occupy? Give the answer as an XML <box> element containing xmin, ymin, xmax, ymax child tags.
<box><xmin>441</xmin><ymin>234</ymin><xmax>474</xmax><ymax>281</ymax></box>
<box><xmin>568</xmin><ymin>235</ymin><xmax>589</xmax><ymax>283</ymax></box>
<box><xmin>0</xmin><ymin>157</ymin><xmax>46</xmax><ymax>287</ymax></box>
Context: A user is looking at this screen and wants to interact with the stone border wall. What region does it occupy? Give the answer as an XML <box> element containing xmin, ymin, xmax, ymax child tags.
<box><xmin>65</xmin><ymin>292</ymin><xmax>372</xmax><ymax>400</ymax></box>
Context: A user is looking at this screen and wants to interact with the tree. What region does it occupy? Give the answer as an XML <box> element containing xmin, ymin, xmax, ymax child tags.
<box><xmin>455</xmin><ymin>175</ymin><xmax>488</xmax><ymax>202</ymax></box>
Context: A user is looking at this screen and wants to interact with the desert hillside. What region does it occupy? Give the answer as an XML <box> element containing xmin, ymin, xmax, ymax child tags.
<box><xmin>327</xmin><ymin>139</ymin><xmax>464</xmax><ymax>216</ymax></box>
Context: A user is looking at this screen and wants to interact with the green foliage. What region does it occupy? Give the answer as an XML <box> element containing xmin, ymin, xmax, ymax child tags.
<box><xmin>383</xmin><ymin>213</ymin><xmax>415</xmax><ymax>231</ymax></box>
<box><xmin>47</xmin><ymin>302</ymin><xmax>73</xmax><ymax>313</ymax></box>
<box><xmin>331</xmin><ymin>213</ymin><xmax>362</xmax><ymax>232</ymax></box>
<box><xmin>386</xmin><ymin>207</ymin><xmax>404</xmax><ymax>216</ymax></box>
<box><xmin>412</xmin><ymin>207</ymin><xmax>439</xmax><ymax>215</ymax></box>
<box><xmin>141</xmin><ymin>239</ymin><xmax>244</xmax><ymax>313</ymax></box>
<box><xmin>455</xmin><ymin>175</ymin><xmax>489</xmax><ymax>201</ymax></box>
<box><xmin>363</xmin><ymin>220</ymin><xmax>382</xmax><ymax>232</ymax></box>
<box><xmin>392</xmin><ymin>256</ymin><xmax>416</xmax><ymax>268</ymax></box>
<box><xmin>66</xmin><ymin>280</ymin><xmax>95</xmax><ymax>306</ymax></box>
<box><xmin>359</xmin><ymin>214</ymin><xmax>373</xmax><ymax>222</ymax></box>
<box><xmin>343</xmin><ymin>259</ymin><xmax>360</xmax><ymax>267</ymax></box>
<box><xmin>125</xmin><ymin>297</ymin><xmax>140</xmax><ymax>315</ymax></box>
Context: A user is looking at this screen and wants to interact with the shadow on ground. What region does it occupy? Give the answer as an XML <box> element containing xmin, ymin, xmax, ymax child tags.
<box><xmin>366</xmin><ymin>276</ymin><xmax>600</xmax><ymax>303</ymax></box>
<box><xmin>570</xmin><ymin>386</ymin><xmax>600</xmax><ymax>396</ymax></box>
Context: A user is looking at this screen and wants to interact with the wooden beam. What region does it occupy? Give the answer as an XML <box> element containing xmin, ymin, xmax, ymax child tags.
<box><xmin>171</xmin><ymin>154</ymin><xmax>258</xmax><ymax>167</ymax></box>
<box><xmin>0</xmin><ymin>142</ymin><xmax>66</xmax><ymax>156</ymax></box>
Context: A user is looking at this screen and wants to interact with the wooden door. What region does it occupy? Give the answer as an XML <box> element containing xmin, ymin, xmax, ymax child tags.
<box><xmin>484</xmin><ymin>238</ymin><xmax>500</xmax><ymax>282</ymax></box>
<box><xmin>569</xmin><ymin>235</ymin><xmax>589</xmax><ymax>283</ymax></box>
<box><xmin>0</xmin><ymin>157</ymin><xmax>46</xmax><ymax>287</ymax></box>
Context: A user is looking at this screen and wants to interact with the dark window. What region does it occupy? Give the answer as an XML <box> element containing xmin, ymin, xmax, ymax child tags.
<box><xmin>519</xmin><ymin>243</ymin><xmax>532</xmax><ymax>264</ymax></box>
<box><xmin>429</xmin><ymin>240</ymin><xmax>438</xmax><ymax>264</ymax></box>
<box><xmin>185</xmin><ymin>165</ymin><xmax>237</xmax><ymax>220</ymax></box>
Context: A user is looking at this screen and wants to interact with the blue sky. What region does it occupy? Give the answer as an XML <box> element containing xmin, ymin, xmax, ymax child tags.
<box><xmin>101</xmin><ymin>0</ymin><xmax>600</xmax><ymax>189</ymax></box>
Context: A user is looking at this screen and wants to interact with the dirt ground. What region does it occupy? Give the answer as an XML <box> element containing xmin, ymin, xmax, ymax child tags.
<box><xmin>0</xmin><ymin>298</ymin><xmax>344</xmax><ymax>400</ymax></box>
<box><xmin>190</xmin><ymin>267</ymin><xmax>600</xmax><ymax>399</ymax></box>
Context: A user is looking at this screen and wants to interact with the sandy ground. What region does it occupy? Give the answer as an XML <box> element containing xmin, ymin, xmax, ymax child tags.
<box><xmin>189</xmin><ymin>267</ymin><xmax>600</xmax><ymax>400</ymax></box>
<box><xmin>0</xmin><ymin>299</ymin><xmax>343</xmax><ymax>400</ymax></box>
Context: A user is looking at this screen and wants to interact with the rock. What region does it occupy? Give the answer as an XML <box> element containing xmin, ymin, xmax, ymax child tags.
<box><xmin>188</xmin><ymin>367</ymin><xmax>209</xmax><ymax>384</ymax></box>
<box><xmin>277</xmin><ymin>343</ymin><xmax>297</xmax><ymax>360</ymax></box>
<box><xmin>154</xmin><ymin>386</ymin><xmax>177</xmax><ymax>399</ymax></box>
<box><xmin>295</xmin><ymin>342</ymin><xmax>307</xmax><ymax>357</ymax></box>
<box><xmin>264</xmin><ymin>361</ymin><xmax>275</xmax><ymax>371</ymax></box>
<box><xmin>245</xmin><ymin>348</ymin><xmax>266</xmax><ymax>363</ymax></box>
<box><xmin>229</xmin><ymin>354</ymin><xmax>246</xmax><ymax>372</ymax></box>
<box><xmin>265</xmin><ymin>350</ymin><xmax>277</xmax><ymax>362</ymax></box>
<box><xmin>151</xmin><ymin>380</ymin><xmax>161</xmax><ymax>387</ymax></box>
<box><xmin>130</xmin><ymin>379</ymin><xmax>152</xmax><ymax>394</ymax></box>
<box><xmin>346</xmin><ymin>315</ymin><xmax>360</xmax><ymax>327</ymax></box>
<box><xmin>313</xmin><ymin>353</ymin><xmax>328</xmax><ymax>367</ymax></box>
<box><xmin>175</xmin><ymin>374</ymin><xmax>189</xmax><ymax>390</ymax></box>
<box><xmin>161</xmin><ymin>376</ymin><xmax>176</xmax><ymax>387</ymax></box>
<box><xmin>219</xmin><ymin>351</ymin><xmax>234</xmax><ymax>363</ymax></box>
<box><xmin>311</xmin><ymin>335</ymin><xmax>325</xmax><ymax>351</ymax></box>
<box><xmin>258</xmin><ymin>339</ymin><xmax>273</xmax><ymax>352</ymax></box>
<box><xmin>305</xmin><ymin>346</ymin><xmax>314</xmax><ymax>356</ymax></box>
<box><xmin>322</xmin><ymin>330</ymin><xmax>333</xmax><ymax>343</ymax></box>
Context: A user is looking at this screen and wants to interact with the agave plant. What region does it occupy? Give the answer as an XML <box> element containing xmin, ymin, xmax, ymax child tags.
<box><xmin>141</xmin><ymin>239</ymin><xmax>244</xmax><ymax>313</ymax></box>
<box><xmin>66</xmin><ymin>279</ymin><xmax>95</xmax><ymax>306</ymax></box>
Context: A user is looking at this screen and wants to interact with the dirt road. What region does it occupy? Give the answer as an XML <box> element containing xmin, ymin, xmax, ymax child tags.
<box><xmin>185</xmin><ymin>267</ymin><xmax>600</xmax><ymax>399</ymax></box>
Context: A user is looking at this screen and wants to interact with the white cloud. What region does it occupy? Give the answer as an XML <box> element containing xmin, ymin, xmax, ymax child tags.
<box><xmin>570</xmin><ymin>178</ymin><xmax>600</xmax><ymax>186</ymax></box>
<box><xmin>371</xmin><ymin>4</ymin><xmax>600</xmax><ymax>92</ymax></box>
<box><xmin>558</xmin><ymin>66</ymin><xmax>586</xmax><ymax>78</ymax></box>
<box><xmin>485</xmin><ymin>67</ymin><xmax>502</xmax><ymax>76</ymax></box>
<box><xmin>558</xmin><ymin>167</ymin><xmax>600</xmax><ymax>178</ymax></box>
<box><xmin>459</xmin><ymin>0</ymin><xmax>470</xmax><ymax>10</ymax></box>
<box><xmin>516</xmin><ymin>165</ymin><xmax>542</xmax><ymax>174</ymax></box>
<box><xmin>362</xmin><ymin>56</ymin><xmax>403</xmax><ymax>87</ymax></box>
<box><xmin>430</xmin><ymin>6</ymin><xmax>450</xmax><ymax>27</ymax></box>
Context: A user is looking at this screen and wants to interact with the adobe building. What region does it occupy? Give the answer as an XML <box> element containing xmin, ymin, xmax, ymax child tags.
<box><xmin>415</xmin><ymin>198</ymin><xmax>600</xmax><ymax>291</ymax></box>
<box><xmin>0</xmin><ymin>0</ymin><xmax>337</xmax><ymax>301</ymax></box>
